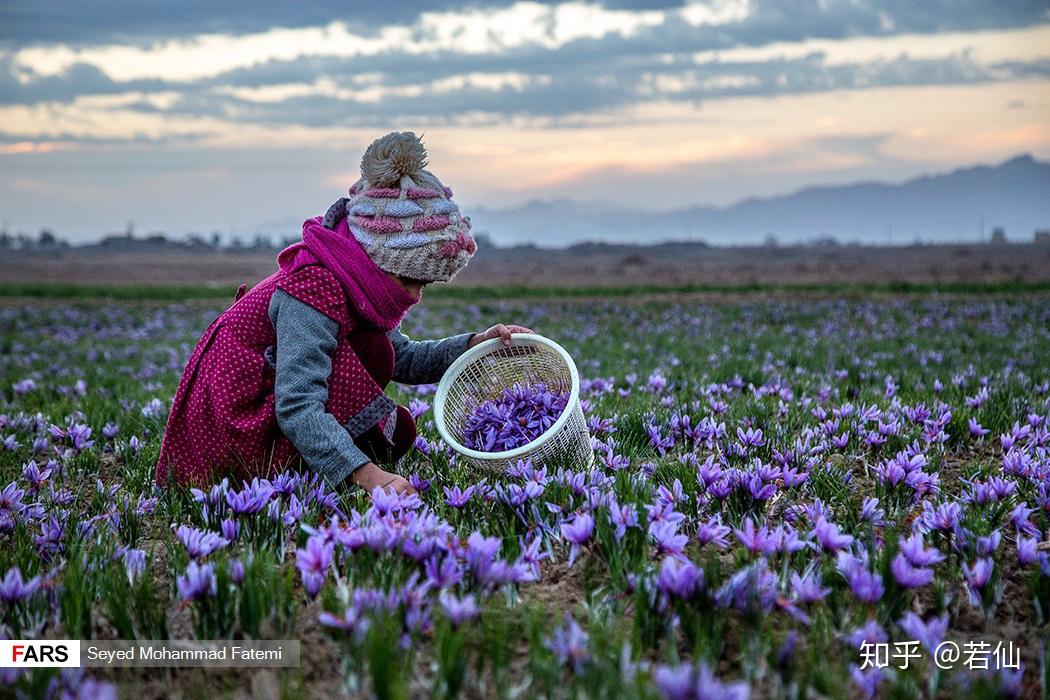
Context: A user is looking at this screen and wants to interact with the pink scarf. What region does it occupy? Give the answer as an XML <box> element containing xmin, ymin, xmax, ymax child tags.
<box><xmin>277</xmin><ymin>216</ymin><xmax>417</xmax><ymax>331</ymax></box>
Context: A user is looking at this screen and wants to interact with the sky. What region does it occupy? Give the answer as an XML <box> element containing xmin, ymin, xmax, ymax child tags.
<box><xmin>1</xmin><ymin>0</ymin><xmax>1048</xmax><ymax>244</ymax></box>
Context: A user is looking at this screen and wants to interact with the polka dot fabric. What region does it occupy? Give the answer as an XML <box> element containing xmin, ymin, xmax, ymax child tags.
<box><xmin>154</xmin><ymin>265</ymin><xmax>401</xmax><ymax>487</ymax></box>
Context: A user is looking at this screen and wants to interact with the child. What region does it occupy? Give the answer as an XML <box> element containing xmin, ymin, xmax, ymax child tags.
<box><xmin>155</xmin><ymin>132</ymin><xmax>531</xmax><ymax>496</ymax></box>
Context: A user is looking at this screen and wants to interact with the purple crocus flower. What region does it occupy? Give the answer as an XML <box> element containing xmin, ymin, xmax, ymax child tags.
<box><xmin>122</xmin><ymin>548</ymin><xmax>147</xmax><ymax>582</ymax></box>
<box><xmin>656</xmin><ymin>557</ymin><xmax>704</xmax><ymax>600</ymax></box>
<box><xmin>176</xmin><ymin>561</ymin><xmax>217</xmax><ymax>601</ymax></box>
<box><xmin>650</xmin><ymin>520</ymin><xmax>688</xmax><ymax>557</ymax></box>
<box><xmin>608</xmin><ymin>499</ymin><xmax>639</xmax><ymax>540</ymax></box>
<box><xmin>696</xmin><ymin>516</ymin><xmax>732</xmax><ymax>549</ymax></box>
<box><xmin>561</xmin><ymin>513</ymin><xmax>595</xmax><ymax>566</ymax></box>
<box><xmin>408</xmin><ymin>474</ymin><xmax>431</xmax><ymax>493</ymax></box>
<box><xmin>898</xmin><ymin>533</ymin><xmax>945</xmax><ymax>567</ymax></box>
<box><xmin>1018</xmin><ymin>536</ymin><xmax>1039</xmax><ymax>566</ymax></box>
<box><xmin>890</xmin><ymin>553</ymin><xmax>934</xmax><ymax>588</ymax></box>
<box><xmin>847</xmin><ymin>619</ymin><xmax>888</xmax><ymax>648</ymax></box>
<box><xmin>319</xmin><ymin>605</ymin><xmax>370</xmax><ymax>635</ymax></box>
<box><xmin>465</xmin><ymin>532</ymin><xmax>502</xmax><ymax>578</ymax></box>
<box><xmin>463</xmin><ymin>382</ymin><xmax>568</xmax><ymax>452</ymax></box>
<box><xmin>811</xmin><ymin>517</ymin><xmax>853</xmax><ymax>553</ymax></box>
<box><xmin>898</xmin><ymin>612</ymin><xmax>948</xmax><ymax>652</ymax></box>
<box><xmin>220</xmin><ymin>518</ymin><xmax>240</xmax><ymax>542</ymax></box>
<box><xmin>0</xmin><ymin>566</ymin><xmax>41</xmax><ymax>603</ymax></box>
<box><xmin>790</xmin><ymin>568</ymin><xmax>830</xmax><ymax>603</ymax></box>
<box><xmin>920</xmin><ymin>501</ymin><xmax>961</xmax><ymax>532</ymax></box>
<box><xmin>439</xmin><ymin>592</ymin><xmax>479</xmax><ymax>627</ymax></box>
<box><xmin>229</xmin><ymin>559</ymin><xmax>246</xmax><ymax>585</ymax></box>
<box><xmin>545</xmin><ymin>614</ymin><xmax>590</xmax><ymax>675</ymax></box>
<box><xmin>969</xmin><ymin>418</ymin><xmax>989</xmax><ymax>438</ymax></box>
<box><xmin>652</xmin><ymin>661</ymin><xmax>749</xmax><ymax>700</ymax></box>
<box><xmin>226</xmin><ymin>479</ymin><xmax>274</xmax><ymax>515</ymax></box>
<box><xmin>964</xmin><ymin>557</ymin><xmax>994</xmax><ymax>590</ymax></box>
<box><xmin>850</xmin><ymin>665</ymin><xmax>882</xmax><ymax>700</ymax></box>
<box><xmin>425</xmin><ymin>555</ymin><xmax>464</xmax><ymax>590</ymax></box>
<box><xmin>296</xmin><ymin>535</ymin><xmax>333</xmax><ymax>599</ymax></box>
<box><xmin>734</xmin><ymin>517</ymin><xmax>777</xmax><ymax>556</ymax></box>
<box><xmin>837</xmin><ymin>553</ymin><xmax>883</xmax><ymax>603</ymax></box>
<box><xmin>174</xmin><ymin>525</ymin><xmax>228</xmax><ymax>560</ymax></box>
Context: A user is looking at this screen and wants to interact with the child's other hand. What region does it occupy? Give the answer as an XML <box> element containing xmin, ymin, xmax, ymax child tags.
<box><xmin>469</xmin><ymin>324</ymin><xmax>534</xmax><ymax>348</ymax></box>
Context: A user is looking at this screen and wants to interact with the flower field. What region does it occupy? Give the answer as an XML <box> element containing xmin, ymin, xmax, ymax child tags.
<box><xmin>2</xmin><ymin>294</ymin><xmax>1049</xmax><ymax>699</ymax></box>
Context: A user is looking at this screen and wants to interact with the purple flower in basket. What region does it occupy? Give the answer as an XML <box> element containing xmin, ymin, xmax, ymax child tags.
<box><xmin>463</xmin><ymin>382</ymin><xmax>569</xmax><ymax>452</ymax></box>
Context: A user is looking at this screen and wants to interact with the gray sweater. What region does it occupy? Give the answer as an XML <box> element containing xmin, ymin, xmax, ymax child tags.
<box><xmin>267</xmin><ymin>289</ymin><xmax>472</xmax><ymax>486</ymax></box>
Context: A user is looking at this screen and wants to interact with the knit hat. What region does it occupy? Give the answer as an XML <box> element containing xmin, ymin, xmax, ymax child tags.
<box><xmin>340</xmin><ymin>132</ymin><xmax>476</xmax><ymax>283</ymax></box>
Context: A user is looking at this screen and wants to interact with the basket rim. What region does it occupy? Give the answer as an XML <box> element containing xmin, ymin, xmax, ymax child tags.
<box><xmin>433</xmin><ymin>333</ymin><xmax>581</xmax><ymax>462</ymax></box>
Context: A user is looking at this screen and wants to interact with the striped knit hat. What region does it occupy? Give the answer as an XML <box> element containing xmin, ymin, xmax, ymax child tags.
<box><xmin>341</xmin><ymin>132</ymin><xmax>476</xmax><ymax>283</ymax></box>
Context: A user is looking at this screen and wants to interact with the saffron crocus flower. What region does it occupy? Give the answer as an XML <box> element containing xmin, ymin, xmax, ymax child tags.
<box><xmin>919</xmin><ymin>500</ymin><xmax>961</xmax><ymax>532</ymax></box>
<box><xmin>655</xmin><ymin>557</ymin><xmax>704</xmax><ymax>600</ymax></box>
<box><xmin>425</xmin><ymin>555</ymin><xmax>463</xmax><ymax>590</ymax></box>
<box><xmin>561</xmin><ymin>513</ymin><xmax>594</xmax><ymax>566</ymax></box>
<box><xmin>790</xmin><ymin>568</ymin><xmax>830</xmax><ymax>603</ymax></box>
<box><xmin>652</xmin><ymin>661</ymin><xmax>749</xmax><ymax>700</ymax></box>
<box><xmin>176</xmin><ymin>561</ymin><xmax>217</xmax><ymax>601</ymax></box>
<box><xmin>463</xmin><ymin>382</ymin><xmax>569</xmax><ymax>452</ymax></box>
<box><xmin>465</xmin><ymin>532</ymin><xmax>502</xmax><ymax>578</ymax></box>
<box><xmin>229</xmin><ymin>559</ymin><xmax>246</xmax><ymax>585</ymax></box>
<box><xmin>296</xmin><ymin>535</ymin><xmax>333</xmax><ymax>599</ymax></box>
<box><xmin>716</xmin><ymin>560</ymin><xmax>778</xmax><ymax>616</ymax></box>
<box><xmin>969</xmin><ymin>418</ymin><xmax>990</xmax><ymax>438</ymax></box>
<box><xmin>0</xmin><ymin>566</ymin><xmax>41</xmax><ymax>603</ymax></box>
<box><xmin>696</xmin><ymin>516</ymin><xmax>732</xmax><ymax>549</ymax></box>
<box><xmin>837</xmin><ymin>553</ymin><xmax>883</xmax><ymax>603</ymax></box>
<box><xmin>608</xmin><ymin>499</ymin><xmax>639</xmax><ymax>540</ymax></box>
<box><xmin>174</xmin><ymin>525</ymin><xmax>228</xmax><ymax>560</ymax></box>
<box><xmin>220</xmin><ymin>518</ymin><xmax>240</xmax><ymax>542</ymax></box>
<box><xmin>964</xmin><ymin>558</ymin><xmax>995</xmax><ymax>590</ymax></box>
<box><xmin>734</xmin><ymin>517</ymin><xmax>777</xmax><ymax>556</ymax></box>
<box><xmin>122</xmin><ymin>548</ymin><xmax>147</xmax><ymax>582</ymax></box>
<box><xmin>890</xmin><ymin>553</ymin><xmax>934</xmax><ymax>588</ymax></box>
<box><xmin>1018</xmin><ymin>536</ymin><xmax>1039</xmax><ymax>566</ymax></box>
<box><xmin>319</xmin><ymin>606</ymin><xmax>370</xmax><ymax>635</ymax></box>
<box><xmin>226</xmin><ymin>479</ymin><xmax>274</xmax><ymax>515</ymax></box>
<box><xmin>650</xmin><ymin>520</ymin><xmax>688</xmax><ymax>557</ymax></box>
<box><xmin>545</xmin><ymin>615</ymin><xmax>590</xmax><ymax>675</ymax></box>
<box><xmin>847</xmin><ymin>619</ymin><xmax>888</xmax><ymax>648</ymax></box>
<box><xmin>850</xmin><ymin>665</ymin><xmax>882</xmax><ymax>700</ymax></box>
<box><xmin>898</xmin><ymin>612</ymin><xmax>948</xmax><ymax>652</ymax></box>
<box><xmin>898</xmin><ymin>533</ymin><xmax>945</xmax><ymax>567</ymax></box>
<box><xmin>439</xmin><ymin>592</ymin><xmax>479</xmax><ymax>627</ymax></box>
<box><xmin>812</xmin><ymin>517</ymin><xmax>853</xmax><ymax>553</ymax></box>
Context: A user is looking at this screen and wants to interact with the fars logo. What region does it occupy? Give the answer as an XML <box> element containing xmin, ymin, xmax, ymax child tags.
<box><xmin>0</xmin><ymin>640</ymin><xmax>80</xmax><ymax>667</ymax></box>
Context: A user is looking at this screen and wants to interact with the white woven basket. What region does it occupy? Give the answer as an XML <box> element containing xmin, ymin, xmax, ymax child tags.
<box><xmin>434</xmin><ymin>333</ymin><xmax>593</xmax><ymax>473</ymax></box>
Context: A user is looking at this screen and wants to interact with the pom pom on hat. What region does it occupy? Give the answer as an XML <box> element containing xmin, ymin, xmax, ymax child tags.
<box><xmin>360</xmin><ymin>131</ymin><xmax>428</xmax><ymax>187</ymax></box>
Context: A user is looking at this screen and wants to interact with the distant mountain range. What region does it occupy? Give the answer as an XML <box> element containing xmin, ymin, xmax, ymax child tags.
<box><xmin>468</xmin><ymin>154</ymin><xmax>1050</xmax><ymax>247</ymax></box>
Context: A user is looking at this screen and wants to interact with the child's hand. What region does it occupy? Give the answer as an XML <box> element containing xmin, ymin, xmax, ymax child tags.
<box><xmin>469</xmin><ymin>324</ymin><xmax>534</xmax><ymax>348</ymax></box>
<box><xmin>349</xmin><ymin>462</ymin><xmax>417</xmax><ymax>497</ymax></box>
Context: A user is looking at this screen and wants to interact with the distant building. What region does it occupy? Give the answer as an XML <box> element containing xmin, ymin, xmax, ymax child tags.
<box><xmin>990</xmin><ymin>227</ymin><xmax>1006</xmax><ymax>245</ymax></box>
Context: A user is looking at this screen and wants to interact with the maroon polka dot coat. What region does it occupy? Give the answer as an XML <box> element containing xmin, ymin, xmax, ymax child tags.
<box><xmin>154</xmin><ymin>264</ymin><xmax>397</xmax><ymax>487</ymax></box>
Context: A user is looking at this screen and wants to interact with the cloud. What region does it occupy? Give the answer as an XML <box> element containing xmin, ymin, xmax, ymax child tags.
<box><xmin>3</xmin><ymin>47</ymin><xmax>1038</xmax><ymax>141</ymax></box>
<box><xmin>3</xmin><ymin>0</ymin><xmax>1047</xmax><ymax>49</ymax></box>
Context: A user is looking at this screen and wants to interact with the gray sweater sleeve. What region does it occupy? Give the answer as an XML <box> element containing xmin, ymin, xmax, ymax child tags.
<box><xmin>268</xmin><ymin>289</ymin><xmax>371</xmax><ymax>487</ymax></box>
<box><xmin>388</xmin><ymin>325</ymin><xmax>474</xmax><ymax>385</ymax></box>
